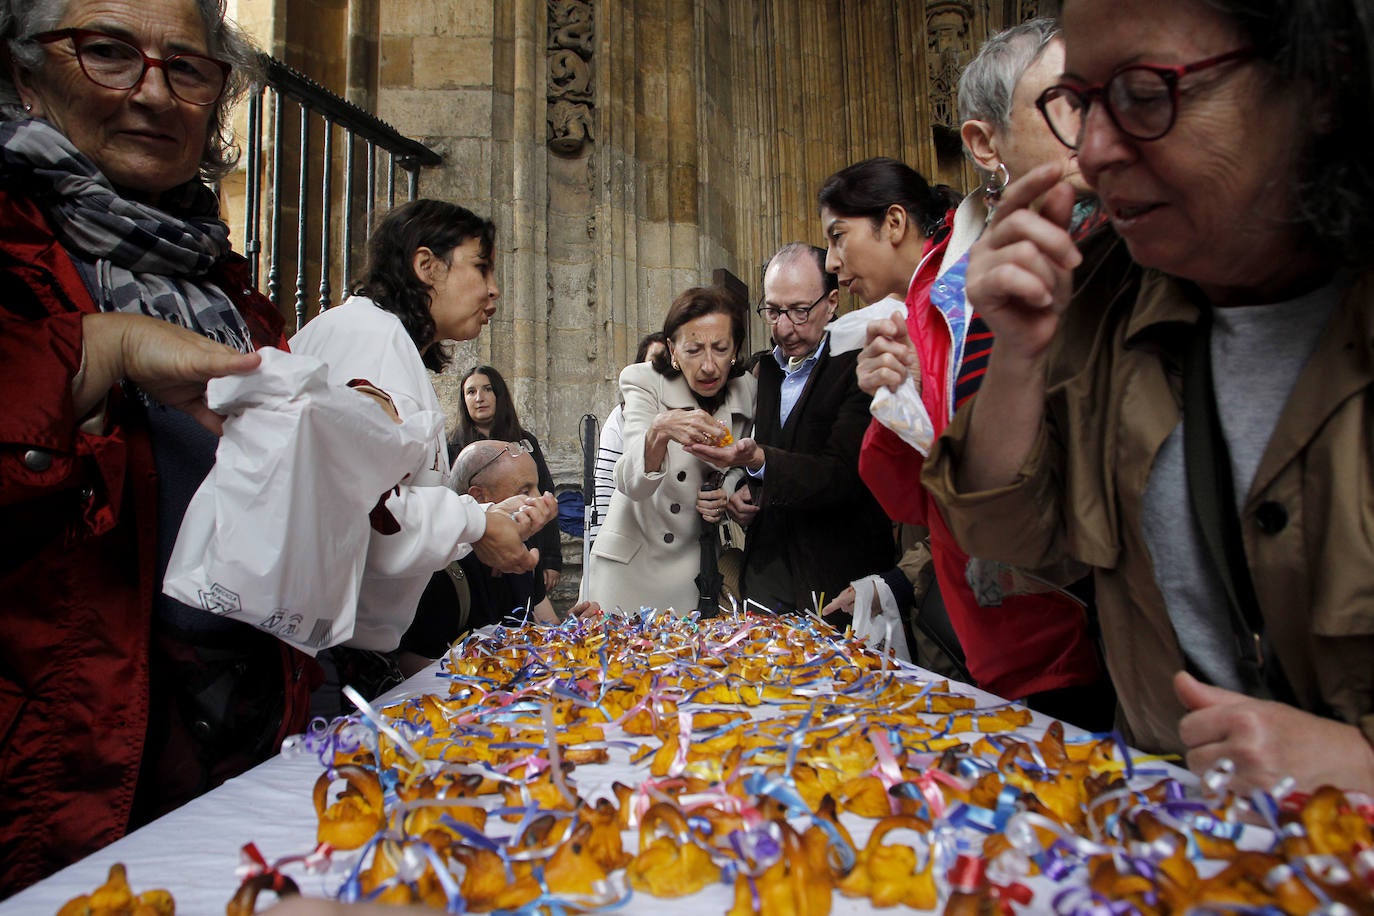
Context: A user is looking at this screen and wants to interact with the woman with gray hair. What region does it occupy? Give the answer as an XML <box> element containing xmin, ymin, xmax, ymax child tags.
<box><xmin>955</xmin><ymin>18</ymin><xmax>1099</xmax><ymax>229</ymax></box>
<box><xmin>847</xmin><ymin>18</ymin><xmax>1115</xmax><ymax>731</ymax></box>
<box><xmin>929</xmin><ymin>0</ymin><xmax>1374</xmax><ymax>794</ymax></box>
<box><xmin>0</xmin><ymin>0</ymin><xmax>304</xmax><ymax>895</ymax></box>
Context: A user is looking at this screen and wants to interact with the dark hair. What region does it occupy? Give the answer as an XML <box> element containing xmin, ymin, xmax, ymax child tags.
<box><xmin>651</xmin><ymin>286</ymin><xmax>748</xmax><ymax>379</ymax></box>
<box><xmin>742</xmin><ymin>348</ymin><xmax>772</xmax><ymax>375</ymax></box>
<box><xmin>817</xmin><ymin>157</ymin><xmax>958</xmax><ymax>238</ymax></box>
<box><xmin>353</xmin><ymin>200</ymin><xmax>495</xmax><ymax>373</ymax></box>
<box><xmin>454</xmin><ymin>364</ymin><xmax>525</xmax><ymax>448</ymax></box>
<box><xmin>634</xmin><ymin>331</ymin><xmax>667</xmax><ymax>363</ymax></box>
<box><xmin>1201</xmin><ymin>0</ymin><xmax>1374</xmax><ymax>265</ymax></box>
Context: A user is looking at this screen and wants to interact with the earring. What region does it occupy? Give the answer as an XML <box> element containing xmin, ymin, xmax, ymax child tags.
<box><xmin>23</xmin><ymin>103</ymin><xmax>32</xmax><ymax>113</ymax></box>
<box><xmin>982</xmin><ymin>162</ymin><xmax>1010</xmax><ymax>218</ymax></box>
<box><xmin>671</xmin><ymin>359</ymin><xmax>679</xmax><ymax>371</ymax></box>
<box><xmin>730</xmin><ymin>357</ymin><xmax>736</xmax><ymax>366</ymax></box>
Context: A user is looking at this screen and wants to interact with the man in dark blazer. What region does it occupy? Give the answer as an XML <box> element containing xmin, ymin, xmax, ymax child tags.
<box><xmin>688</xmin><ymin>243</ymin><xmax>894</xmax><ymax>613</ymax></box>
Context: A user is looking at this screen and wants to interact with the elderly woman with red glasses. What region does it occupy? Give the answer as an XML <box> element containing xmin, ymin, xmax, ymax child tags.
<box><xmin>924</xmin><ymin>0</ymin><xmax>1374</xmax><ymax>794</ymax></box>
<box><xmin>0</xmin><ymin>0</ymin><xmax>304</xmax><ymax>894</ymax></box>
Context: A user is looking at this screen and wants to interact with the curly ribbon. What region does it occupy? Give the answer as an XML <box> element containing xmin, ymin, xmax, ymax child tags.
<box><xmin>236</xmin><ymin>841</ymin><xmax>335</xmax><ymax>884</ymax></box>
<box><xmin>894</xmin><ymin>766</ymin><xmax>966</xmax><ymax>820</ymax></box>
<box><xmin>344</xmin><ymin>685</ymin><xmax>423</xmax><ymax>765</ymax></box>
<box><xmin>948</xmin><ymin>852</ymin><xmax>986</xmax><ymax>893</ymax></box>
<box><xmin>989</xmin><ymin>879</ymin><xmax>1034</xmax><ymax>916</ymax></box>
<box><xmin>506</xmin><ymin>878</ymin><xmax>633</xmax><ymax>916</ymax></box>
<box><xmin>266</xmin><ymin>610</ymin><xmax>1374</xmax><ymax>915</ymax></box>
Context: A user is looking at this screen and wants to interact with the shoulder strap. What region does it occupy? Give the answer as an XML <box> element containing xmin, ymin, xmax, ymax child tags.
<box><xmin>1182</xmin><ymin>311</ymin><xmax>1293</xmax><ymax>702</ymax></box>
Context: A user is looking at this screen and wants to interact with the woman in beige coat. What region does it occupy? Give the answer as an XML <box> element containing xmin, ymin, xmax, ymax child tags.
<box><xmin>586</xmin><ymin>287</ymin><xmax>755</xmax><ymax>613</ymax></box>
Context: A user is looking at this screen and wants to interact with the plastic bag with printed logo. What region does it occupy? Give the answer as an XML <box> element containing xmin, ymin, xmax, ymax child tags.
<box><xmin>163</xmin><ymin>347</ymin><xmax>441</xmax><ymax>654</ymax></box>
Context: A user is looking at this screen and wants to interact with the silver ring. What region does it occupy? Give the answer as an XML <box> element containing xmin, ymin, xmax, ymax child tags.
<box><xmin>508</xmin><ymin>512</ymin><xmax>519</xmax><ymax>523</ymax></box>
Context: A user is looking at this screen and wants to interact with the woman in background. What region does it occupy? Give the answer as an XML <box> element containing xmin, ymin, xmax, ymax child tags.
<box><xmin>453</xmin><ymin>364</ymin><xmax>564</xmax><ymax>594</ymax></box>
<box><xmin>585</xmin><ymin>286</ymin><xmax>755</xmax><ymax>613</ymax></box>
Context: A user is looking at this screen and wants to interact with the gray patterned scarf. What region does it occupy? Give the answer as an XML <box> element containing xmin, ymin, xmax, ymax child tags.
<box><xmin>0</xmin><ymin>117</ymin><xmax>252</xmax><ymax>352</ymax></box>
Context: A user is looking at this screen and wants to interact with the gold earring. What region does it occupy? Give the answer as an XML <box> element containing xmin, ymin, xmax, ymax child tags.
<box><xmin>671</xmin><ymin>358</ymin><xmax>680</xmax><ymax>370</ymax></box>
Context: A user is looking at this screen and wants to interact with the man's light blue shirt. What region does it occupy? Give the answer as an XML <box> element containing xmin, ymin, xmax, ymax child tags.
<box><xmin>748</xmin><ymin>335</ymin><xmax>827</xmax><ymax>480</ymax></box>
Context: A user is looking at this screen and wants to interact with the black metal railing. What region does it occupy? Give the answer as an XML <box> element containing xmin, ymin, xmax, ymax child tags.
<box><xmin>239</xmin><ymin>55</ymin><xmax>442</xmax><ymax>329</ymax></box>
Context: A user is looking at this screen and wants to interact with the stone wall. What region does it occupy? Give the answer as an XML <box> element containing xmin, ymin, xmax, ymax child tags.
<box><xmin>237</xmin><ymin>0</ymin><xmax>1046</xmax><ymax>473</ymax></box>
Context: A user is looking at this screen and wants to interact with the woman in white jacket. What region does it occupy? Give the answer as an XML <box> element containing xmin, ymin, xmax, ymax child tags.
<box><xmin>586</xmin><ymin>286</ymin><xmax>755</xmax><ymax>614</ymax></box>
<box><xmin>291</xmin><ymin>200</ymin><xmax>555</xmax><ymax>655</ymax></box>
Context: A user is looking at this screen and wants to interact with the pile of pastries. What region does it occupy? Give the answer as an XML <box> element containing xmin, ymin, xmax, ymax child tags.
<box><xmin>58</xmin><ymin>864</ymin><xmax>174</xmax><ymax>916</ymax></box>
<box><xmin>263</xmin><ymin>610</ymin><xmax>1372</xmax><ymax>914</ymax></box>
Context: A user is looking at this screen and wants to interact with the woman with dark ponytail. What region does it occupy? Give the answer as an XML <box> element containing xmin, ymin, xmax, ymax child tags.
<box><xmin>819</xmin><ymin>154</ymin><xmax>1112</xmax><ymax>730</ymax></box>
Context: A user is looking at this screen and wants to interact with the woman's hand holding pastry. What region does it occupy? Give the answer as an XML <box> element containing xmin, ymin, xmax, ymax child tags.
<box><xmin>651</xmin><ymin>408</ymin><xmax>730</xmax><ymax>448</ymax></box>
<box><xmin>686</xmin><ymin>436</ymin><xmax>761</xmax><ymax>469</ymax></box>
<box><xmin>857</xmin><ymin>313</ymin><xmax>919</xmax><ymax>396</ymax></box>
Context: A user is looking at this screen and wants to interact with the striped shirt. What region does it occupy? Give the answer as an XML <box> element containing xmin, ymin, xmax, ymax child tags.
<box><xmin>588</xmin><ymin>404</ymin><xmax>624</xmax><ymax>543</ymax></box>
<box><xmin>954</xmin><ymin>313</ymin><xmax>993</xmax><ymax>412</ymax></box>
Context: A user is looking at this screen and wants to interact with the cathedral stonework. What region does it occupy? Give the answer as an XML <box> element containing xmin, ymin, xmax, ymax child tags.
<box><xmin>242</xmin><ymin>0</ymin><xmax>1044</xmax><ymax>492</ymax></box>
<box><xmin>547</xmin><ymin>0</ymin><xmax>594</xmax><ymax>155</ymax></box>
<box><xmin>926</xmin><ymin>1</ymin><xmax>973</xmax><ymax>131</ymax></box>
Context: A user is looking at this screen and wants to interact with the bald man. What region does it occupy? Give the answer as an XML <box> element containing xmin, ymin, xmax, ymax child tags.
<box><xmin>399</xmin><ymin>440</ymin><xmax>594</xmax><ymax>667</ymax></box>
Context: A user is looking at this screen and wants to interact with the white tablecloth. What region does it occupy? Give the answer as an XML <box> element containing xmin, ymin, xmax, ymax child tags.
<box><xmin>2</xmin><ymin>657</ymin><xmax>1188</xmax><ymax>916</ymax></box>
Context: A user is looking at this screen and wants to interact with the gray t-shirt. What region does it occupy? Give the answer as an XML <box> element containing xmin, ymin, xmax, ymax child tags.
<box><xmin>1141</xmin><ymin>279</ymin><xmax>1344</xmax><ymax>689</ymax></box>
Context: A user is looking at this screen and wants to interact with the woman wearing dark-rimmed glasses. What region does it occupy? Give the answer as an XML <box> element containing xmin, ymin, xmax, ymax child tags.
<box><xmin>0</xmin><ymin>0</ymin><xmax>295</xmax><ymax>894</ymax></box>
<box><xmin>926</xmin><ymin>0</ymin><xmax>1374</xmax><ymax>793</ymax></box>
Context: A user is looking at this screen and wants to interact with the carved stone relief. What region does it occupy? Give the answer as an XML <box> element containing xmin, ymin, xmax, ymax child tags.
<box><xmin>547</xmin><ymin>0</ymin><xmax>594</xmax><ymax>155</ymax></box>
<box><xmin>925</xmin><ymin>0</ymin><xmax>973</xmax><ymax>129</ymax></box>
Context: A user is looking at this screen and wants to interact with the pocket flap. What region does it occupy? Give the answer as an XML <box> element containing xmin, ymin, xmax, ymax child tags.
<box><xmin>590</xmin><ymin>528</ymin><xmax>641</xmax><ymax>565</ymax></box>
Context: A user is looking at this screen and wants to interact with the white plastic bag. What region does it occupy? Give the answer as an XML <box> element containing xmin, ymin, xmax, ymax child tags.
<box><xmin>870</xmin><ymin>380</ymin><xmax>935</xmax><ymax>457</ymax></box>
<box><xmin>850</xmin><ymin>574</ymin><xmax>912</xmax><ymax>662</ymax></box>
<box><xmin>162</xmin><ymin>347</ymin><xmax>441</xmax><ymax>654</ymax></box>
<box><xmin>828</xmin><ymin>296</ymin><xmax>907</xmax><ymax>355</ymax></box>
<box><xmin>831</xmin><ymin>296</ymin><xmax>936</xmax><ymax>455</ymax></box>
